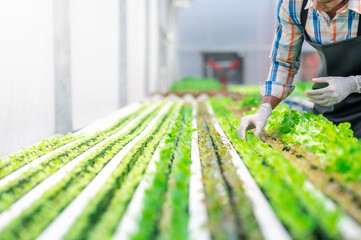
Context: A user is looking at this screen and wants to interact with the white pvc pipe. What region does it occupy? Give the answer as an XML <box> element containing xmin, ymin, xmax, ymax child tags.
<box><xmin>205</xmin><ymin>100</ymin><xmax>292</xmax><ymax>240</ymax></box>
<box><xmin>187</xmin><ymin>101</ymin><xmax>212</xmax><ymax>240</ymax></box>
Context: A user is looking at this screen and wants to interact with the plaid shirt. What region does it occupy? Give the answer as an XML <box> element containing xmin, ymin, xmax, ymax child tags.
<box><xmin>262</xmin><ymin>0</ymin><xmax>361</xmax><ymax>100</ymax></box>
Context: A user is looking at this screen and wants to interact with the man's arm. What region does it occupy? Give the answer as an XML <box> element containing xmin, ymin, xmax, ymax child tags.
<box><xmin>261</xmin><ymin>1</ymin><xmax>305</xmax><ymax>100</ymax></box>
<box><xmin>262</xmin><ymin>95</ymin><xmax>282</xmax><ymax>110</ymax></box>
<box><xmin>238</xmin><ymin>0</ymin><xmax>304</xmax><ymax>140</ymax></box>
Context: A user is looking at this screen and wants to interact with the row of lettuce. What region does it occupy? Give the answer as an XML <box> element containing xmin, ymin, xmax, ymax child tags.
<box><xmin>211</xmin><ymin>95</ymin><xmax>361</xmax><ymax>238</ymax></box>
<box><xmin>1</xmin><ymin>101</ymin><xmax>251</xmax><ymax>240</ymax></box>
<box><xmin>0</xmin><ymin>103</ymin><xmax>164</xmax><ymax>239</ymax></box>
<box><xmin>196</xmin><ymin>102</ymin><xmax>263</xmax><ymax>240</ymax></box>
<box><xmin>211</xmin><ymin>98</ymin><xmax>338</xmax><ymax>239</ymax></box>
<box><xmin>0</xmin><ymin>95</ymin><xmax>360</xmax><ymax>240</ymax></box>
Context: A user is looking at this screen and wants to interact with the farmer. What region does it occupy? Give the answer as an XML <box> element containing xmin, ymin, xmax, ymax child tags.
<box><xmin>239</xmin><ymin>0</ymin><xmax>361</xmax><ymax>139</ymax></box>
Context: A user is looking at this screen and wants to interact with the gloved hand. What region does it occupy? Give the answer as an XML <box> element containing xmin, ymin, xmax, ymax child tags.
<box><xmin>238</xmin><ymin>103</ymin><xmax>272</xmax><ymax>140</ymax></box>
<box><xmin>305</xmin><ymin>76</ymin><xmax>361</xmax><ymax>107</ymax></box>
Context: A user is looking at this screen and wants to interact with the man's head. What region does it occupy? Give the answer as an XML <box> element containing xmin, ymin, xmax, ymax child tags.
<box><xmin>312</xmin><ymin>0</ymin><xmax>348</xmax><ymax>12</ymax></box>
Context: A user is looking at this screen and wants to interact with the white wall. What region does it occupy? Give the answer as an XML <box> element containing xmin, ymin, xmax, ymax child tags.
<box><xmin>70</xmin><ymin>0</ymin><xmax>120</xmax><ymax>130</ymax></box>
<box><xmin>0</xmin><ymin>1</ymin><xmax>55</xmax><ymax>156</ymax></box>
<box><xmin>126</xmin><ymin>1</ymin><xmax>147</xmax><ymax>103</ymax></box>
<box><xmin>0</xmin><ymin>0</ymin><xmax>172</xmax><ymax>156</ymax></box>
<box><xmin>126</xmin><ymin>1</ymin><xmax>161</xmax><ymax>101</ymax></box>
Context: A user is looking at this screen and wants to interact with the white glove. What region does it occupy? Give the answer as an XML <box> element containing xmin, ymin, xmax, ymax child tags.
<box><xmin>305</xmin><ymin>76</ymin><xmax>361</xmax><ymax>107</ymax></box>
<box><xmin>238</xmin><ymin>103</ymin><xmax>272</xmax><ymax>140</ymax></box>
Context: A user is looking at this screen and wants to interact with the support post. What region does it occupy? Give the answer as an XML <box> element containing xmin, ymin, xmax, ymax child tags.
<box><xmin>144</xmin><ymin>0</ymin><xmax>150</xmax><ymax>97</ymax></box>
<box><xmin>119</xmin><ymin>0</ymin><xmax>128</xmax><ymax>107</ymax></box>
<box><xmin>167</xmin><ymin>1</ymin><xmax>176</xmax><ymax>87</ymax></box>
<box><xmin>53</xmin><ymin>0</ymin><xmax>73</xmax><ymax>134</ymax></box>
<box><xmin>157</xmin><ymin>0</ymin><xmax>164</xmax><ymax>92</ymax></box>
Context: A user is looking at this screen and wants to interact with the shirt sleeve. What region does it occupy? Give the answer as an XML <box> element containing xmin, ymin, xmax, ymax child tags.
<box><xmin>261</xmin><ymin>1</ymin><xmax>304</xmax><ymax>100</ymax></box>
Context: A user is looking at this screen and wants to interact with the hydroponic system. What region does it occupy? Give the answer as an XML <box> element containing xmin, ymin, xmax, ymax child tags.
<box><xmin>0</xmin><ymin>78</ymin><xmax>361</xmax><ymax>240</ymax></box>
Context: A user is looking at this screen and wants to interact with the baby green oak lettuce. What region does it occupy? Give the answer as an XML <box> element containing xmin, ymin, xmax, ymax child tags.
<box><xmin>266</xmin><ymin>104</ymin><xmax>361</xmax><ymax>183</ymax></box>
<box><xmin>218</xmin><ymin>95</ymin><xmax>361</xmax><ymax>184</ymax></box>
<box><xmin>0</xmin><ymin>133</ymin><xmax>83</xmax><ymax>179</ymax></box>
<box><xmin>0</xmin><ymin>104</ymin><xmax>169</xmax><ymax>240</ymax></box>
<box><xmin>64</xmin><ymin>104</ymin><xmax>179</xmax><ymax>240</ymax></box>
<box><xmin>0</xmin><ymin>104</ymin><xmax>162</xmax><ymax>214</ymax></box>
<box><xmin>130</xmin><ymin>105</ymin><xmax>191</xmax><ymax>240</ymax></box>
<box><xmin>156</xmin><ymin>105</ymin><xmax>193</xmax><ymax>240</ymax></box>
<box><xmin>209</xmin><ymin>97</ymin><xmax>343</xmax><ymax>240</ymax></box>
<box><xmin>197</xmin><ymin>102</ymin><xmax>263</xmax><ymax>240</ymax></box>
<box><xmin>0</xmin><ymin>104</ymin><xmax>151</xmax><ymax>179</ymax></box>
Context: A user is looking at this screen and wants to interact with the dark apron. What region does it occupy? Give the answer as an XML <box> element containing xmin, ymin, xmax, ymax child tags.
<box><xmin>300</xmin><ymin>0</ymin><xmax>361</xmax><ymax>138</ymax></box>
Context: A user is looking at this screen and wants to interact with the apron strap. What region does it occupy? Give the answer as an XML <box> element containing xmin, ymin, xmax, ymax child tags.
<box><xmin>300</xmin><ymin>0</ymin><xmax>309</xmax><ymax>29</ymax></box>
<box><xmin>300</xmin><ymin>0</ymin><xmax>310</xmax><ymax>40</ymax></box>
<box><xmin>357</xmin><ymin>11</ymin><xmax>361</xmax><ymax>37</ymax></box>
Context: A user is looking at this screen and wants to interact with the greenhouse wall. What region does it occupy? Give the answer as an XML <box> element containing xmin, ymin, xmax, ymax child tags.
<box><xmin>0</xmin><ymin>0</ymin><xmax>178</xmax><ymax>156</ymax></box>
<box><xmin>70</xmin><ymin>0</ymin><xmax>120</xmax><ymax>130</ymax></box>
<box><xmin>0</xmin><ymin>1</ymin><xmax>55</xmax><ymax>156</ymax></box>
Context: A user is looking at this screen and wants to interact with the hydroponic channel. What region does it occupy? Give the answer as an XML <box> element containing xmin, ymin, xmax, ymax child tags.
<box><xmin>0</xmin><ymin>95</ymin><xmax>360</xmax><ymax>240</ymax></box>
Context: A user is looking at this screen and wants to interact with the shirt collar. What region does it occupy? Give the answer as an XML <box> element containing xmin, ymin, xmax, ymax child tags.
<box><xmin>348</xmin><ymin>0</ymin><xmax>361</xmax><ymax>13</ymax></box>
<box><xmin>304</xmin><ymin>0</ymin><xmax>361</xmax><ymax>14</ymax></box>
